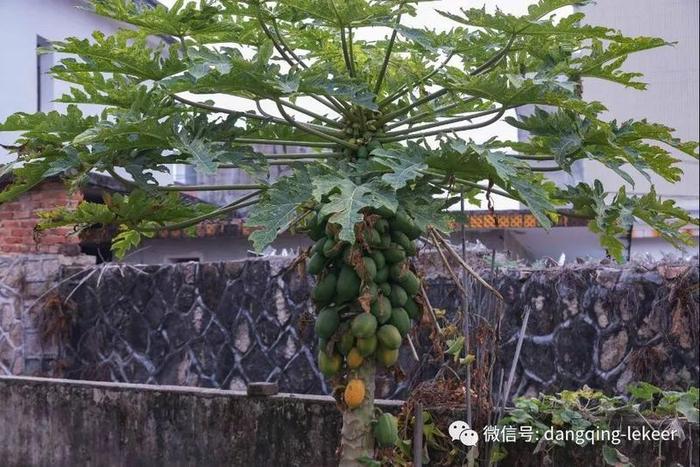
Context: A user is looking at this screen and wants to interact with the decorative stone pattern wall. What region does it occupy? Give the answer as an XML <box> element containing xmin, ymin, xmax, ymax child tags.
<box><xmin>489</xmin><ymin>262</ymin><xmax>699</xmax><ymax>399</ymax></box>
<box><xmin>60</xmin><ymin>259</ymin><xmax>330</xmax><ymax>393</ymax></box>
<box><xmin>0</xmin><ymin>255</ymin><xmax>94</xmax><ymax>376</ymax></box>
<box><xmin>52</xmin><ymin>257</ymin><xmax>699</xmax><ymax>400</ymax></box>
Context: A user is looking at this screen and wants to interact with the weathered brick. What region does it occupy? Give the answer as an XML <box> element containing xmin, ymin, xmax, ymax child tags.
<box><xmin>0</xmin><ymin>181</ymin><xmax>82</xmax><ymax>255</ymax></box>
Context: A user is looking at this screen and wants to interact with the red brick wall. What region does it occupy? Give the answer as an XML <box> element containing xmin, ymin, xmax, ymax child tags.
<box><xmin>0</xmin><ymin>181</ymin><xmax>83</xmax><ymax>255</ymax></box>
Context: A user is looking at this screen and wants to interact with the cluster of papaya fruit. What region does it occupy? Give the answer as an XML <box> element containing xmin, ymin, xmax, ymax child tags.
<box><xmin>339</xmin><ymin>106</ymin><xmax>387</xmax><ymax>160</ymax></box>
<box><xmin>307</xmin><ymin>207</ymin><xmax>423</xmax><ymax>411</ymax></box>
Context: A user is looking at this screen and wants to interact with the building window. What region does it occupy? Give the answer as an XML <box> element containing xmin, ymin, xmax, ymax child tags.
<box><xmin>36</xmin><ymin>36</ymin><xmax>53</xmax><ymax>112</ymax></box>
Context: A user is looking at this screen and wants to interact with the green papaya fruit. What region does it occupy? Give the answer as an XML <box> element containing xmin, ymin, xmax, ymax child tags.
<box><xmin>391</xmin><ymin>230</ymin><xmax>412</xmax><ymax>252</ymax></box>
<box><xmin>357</xmin><ymin>146</ymin><xmax>369</xmax><ymax>159</ymax></box>
<box><xmin>336</xmin><ymin>329</ymin><xmax>355</xmax><ymax>356</ymax></box>
<box><xmin>384</xmin><ymin>243</ymin><xmax>406</xmax><ymax>264</ymax></box>
<box><xmin>322</xmin><ymin>238</ymin><xmax>340</xmax><ymax>258</ymax></box>
<box><xmin>356</xmin><ymin>335</ymin><xmax>377</xmax><ymax>357</ymax></box>
<box><xmin>375</xmin><ymin>266</ymin><xmax>389</xmax><ymax>284</ymax></box>
<box><xmin>405</xmin><ymin>243</ymin><xmax>417</xmax><ymax>257</ymax></box>
<box><xmin>379</xmin><ymin>233</ymin><xmax>392</xmax><ymax>249</ymax></box>
<box><xmin>376</xmin><ymin>346</ymin><xmax>400</xmax><ymax>368</ymax></box>
<box><xmin>398</xmin><ymin>270</ymin><xmax>420</xmax><ymax>296</ymax></box>
<box><xmin>366</xmin><ymin>228</ymin><xmax>382</xmax><ymax>247</ymax></box>
<box><xmin>351</xmin><ymin>313</ymin><xmax>378</xmax><ymax>338</ymax></box>
<box><xmin>311</xmin><ymin>237</ymin><xmax>326</xmax><ymax>254</ymax></box>
<box><xmin>375</xmin><ymin>206</ymin><xmax>394</xmax><ymax>219</ymax></box>
<box><xmin>392</xmin><ymin>230</ymin><xmax>418</xmax><ymax>255</ymax></box>
<box><xmin>360</xmin><ymin>256</ymin><xmax>377</xmax><ymax>281</ymax></box>
<box><xmin>307</xmin><ymin>252</ymin><xmax>325</xmax><ymax>276</ymax></box>
<box><xmin>370</xmin><ymin>250</ymin><xmax>386</xmax><ymax>270</ymax></box>
<box><xmin>309</xmin><ymin>214</ymin><xmax>326</xmax><ymax>241</ymax></box>
<box><xmin>389</xmin><ymin>262</ymin><xmax>405</xmax><ymax>281</ymax></box>
<box><xmin>318</xmin><ymin>350</ymin><xmax>342</xmax><ymax>377</ymax></box>
<box><xmin>365</xmin><ymin>282</ymin><xmax>379</xmax><ymax>304</ymax></box>
<box><xmin>374</xmin><ymin>413</ymin><xmax>399</xmax><ymax>447</ymax></box>
<box><xmin>389</xmin><ymin>284</ymin><xmax>408</xmax><ymax>307</ymax></box>
<box><xmin>405</xmin><ymin>223</ymin><xmax>422</xmax><ymax>240</ymax></box>
<box><xmin>404</xmin><ymin>297</ymin><xmax>421</xmax><ymax>320</ymax></box>
<box><xmin>312</xmin><ymin>272</ymin><xmax>337</xmax><ymax>305</ymax></box>
<box><xmin>376</xmin><ymin>324</ymin><xmax>402</xmax><ymax>350</ymax></box>
<box><xmin>370</xmin><ymin>295</ymin><xmax>392</xmax><ymax>324</ymax></box>
<box><xmin>315</xmin><ymin>308</ymin><xmax>340</xmax><ymax>339</ymax></box>
<box><xmin>389</xmin><ymin>307</ymin><xmax>411</xmax><ymax>336</ymax></box>
<box><xmin>379</xmin><ymin>282</ymin><xmax>392</xmax><ymax>297</ymax></box>
<box><xmin>336</xmin><ymin>265</ymin><xmax>361</xmax><ymax>303</ymax></box>
<box><xmin>390</xmin><ymin>212</ymin><xmax>420</xmax><ymax>239</ymax></box>
<box><xmin>375</xmin><ymin>218</ymin><xmax>389</xmax><ymax>234</ymax></box>
<box><xmin>389</xmin><ymin>211</ymin><xmax>414</xmax><ymax>236</ymax></box>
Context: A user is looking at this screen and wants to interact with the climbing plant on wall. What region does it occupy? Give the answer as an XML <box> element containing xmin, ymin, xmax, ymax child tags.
<box><xmin>0</xmin><ymin>0</ymin><xmax>698</xmax><ymax>464</ymax></box>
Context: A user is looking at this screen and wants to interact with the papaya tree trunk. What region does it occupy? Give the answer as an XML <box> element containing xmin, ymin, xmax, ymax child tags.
<box><xmin>339</xmin><ymin>362</ymin><xmax>376</xmax><ymax>466</ymax></box>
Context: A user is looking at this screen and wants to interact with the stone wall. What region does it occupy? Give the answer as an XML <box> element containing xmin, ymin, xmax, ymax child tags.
<box><xmin>1</xmin><ymin>375</ymin><xmax>696</xmax><ymax>467</ymax></box>
<box><xmin>59</xmin><ymin>259</ymin><xmax>331</xmax><ymax>393</ymax></box>
<box><xmin>0</xmin><ymin>375</ymin><xmax>400</xmax><ymax>467</ymax></box>
<box><xmin>3</xmin><ymin>254</ymin><xmax>697</xmax><ymax>400</ymax></box>
<box><xmin>48</xmin><ymin>257</ymin><xmax>699</xmax><ymax>400</ymax></box>
<box><xmin>489</xmin><ymin>262</ymin><xmax>699</xmax><ymax>399</ymax></box>
<box><xmin>0</xmin><ymin>255</ymin><xmax>94</xmax><ymax>376</ymax></box>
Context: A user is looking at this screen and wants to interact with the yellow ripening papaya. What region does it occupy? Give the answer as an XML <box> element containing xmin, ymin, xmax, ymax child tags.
<box><xmin>344</xmin><ymin>379</ymin><xmax>366</xmax><ymax>409</ymax></box>
<box><xmin>346</xmin><ymin>347</ymin><xmax>364</xmax><ymax>369</ymax></box>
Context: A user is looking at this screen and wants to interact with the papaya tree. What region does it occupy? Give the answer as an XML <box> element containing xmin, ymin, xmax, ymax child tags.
<box><xmin>0</xmin><ymin>0</ymin><xmax>698</xmax><ymax>464</ymax></box>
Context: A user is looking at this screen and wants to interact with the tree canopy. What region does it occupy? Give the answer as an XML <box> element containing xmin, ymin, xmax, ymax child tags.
<box><xmin>0</xmin><ymin>0</ymin><xmax>697</xmax><ymax>259</ymax></box>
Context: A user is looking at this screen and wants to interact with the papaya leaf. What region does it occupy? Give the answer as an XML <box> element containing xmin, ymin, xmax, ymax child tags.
<box><xmin>246</xmin><ymin>170</ymin><xmax>313</xmax><ymax>252</ymax></box>
<box><xmin>0</xmin><ymin>0</ymin><xmax>696</xmax><ymax>265</ymax></box>
<box><xmin>370</xmin><ymin>142</ymin><xmax>429</xmax><ymax>189</ymax></box>
<box><xmin>397</xmin><ymin>184</ymin><xmax>451</xmax><ymax>234</ymax></box>
<box><xmin>312</xmin><ymin>175</ymin><xmax>398</xmax><ymax>243</ymax></box>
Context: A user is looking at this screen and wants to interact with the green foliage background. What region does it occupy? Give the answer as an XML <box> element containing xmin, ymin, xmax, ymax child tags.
<box><xmin>0</xmin><ymin>0</ymin><xmax>697</xmax><ymax>259</ymax></box>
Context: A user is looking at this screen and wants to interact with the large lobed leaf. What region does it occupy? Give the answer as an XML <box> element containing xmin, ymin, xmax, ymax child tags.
<box><xmin>312</xmin><ymin>175</ymin><xmax>398</xmax><ymax>243</ymax></box>
<box><xmin>0</xmin><ymin>0</ymin><xmax>695</xmax><ymax>259</ymax></box>
<box><xmin>246</xmin><ymin>169</ymin><xmax>314</xmax><ymax>251</ymax></box>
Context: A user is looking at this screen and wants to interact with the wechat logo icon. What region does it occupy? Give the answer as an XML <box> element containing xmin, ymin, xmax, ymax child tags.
<box><xmin>449</xmin><ymin>420</ymin><xmax>479</xmax><ymax>447</ymax></box>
